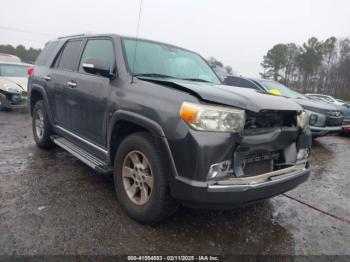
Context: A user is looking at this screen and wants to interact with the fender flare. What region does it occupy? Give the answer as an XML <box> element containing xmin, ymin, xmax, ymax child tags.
<box><xmin>30</xmin><ymin>84</ymin><xmax>54</xmax><ymax>125</ymax></box>
<box><xmin>108</xmin><ymin>110</ymin><xmax>179</xmax><ymax>179</ymax></box>
<box><xmin>108</xmin><ymin>110</ymin><xmax>166</xmax><ymax>139</ymax></box>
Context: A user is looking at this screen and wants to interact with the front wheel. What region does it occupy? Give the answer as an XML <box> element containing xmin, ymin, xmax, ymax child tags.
<box><xmin>32</xmin><ymin>100</ymin><xmax>54</xmax><ymax>149</ymax></box>
<box><xmin>114</xmin><ymin>132</ymin><xmax>178</xmax><ymax>224</ymax></box>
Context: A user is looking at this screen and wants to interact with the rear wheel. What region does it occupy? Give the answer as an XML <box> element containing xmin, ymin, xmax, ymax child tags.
<box><xmin>114</xmin><ymin>132</ymin><xmax>178</xmax><ymax>224</ymax></box>
<box><xmin>32</xmin><ymin>100</ymin><xmax>54</xmax><ymax>149</ymax></box>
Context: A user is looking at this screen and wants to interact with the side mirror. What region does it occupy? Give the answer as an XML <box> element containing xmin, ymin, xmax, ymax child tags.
<box><xmin>82</xmin><ymin>58</ymin><xmax>113</xmax><ymax>78</ymax></box>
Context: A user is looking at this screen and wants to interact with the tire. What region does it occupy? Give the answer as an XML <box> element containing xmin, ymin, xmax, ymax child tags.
<box><xmin>114</xmin><ymin>132</ymin><xmax>178</xmax><ymax>224</ymax></box>
<box><xmin>32</xmin><ymin>100</ymin><xmax>54</xmax><ymax>149</ymax></box>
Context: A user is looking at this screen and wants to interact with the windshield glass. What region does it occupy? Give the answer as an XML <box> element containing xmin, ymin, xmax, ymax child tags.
<box><xmin>258</xmin><ymin>79</ymin><xmax>306</xmax><ymax>99</ymax></box>
<box><xmin>122</xmin><ymin>38</ymin><xmax>221</xmax><ymax>84</ymax></box>
<box><xmin>0</xmin><ymin>64</ymin><xmax>28</xmax><ymax>77</ymax></box>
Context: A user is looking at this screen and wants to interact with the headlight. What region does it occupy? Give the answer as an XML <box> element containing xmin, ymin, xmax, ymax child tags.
<box><xmin>3</xmin><ymin>83</ymin><xmax>22</xmax><ymax>94</ymax></box>
<box><xmin>179</xmin><ymin>102</ymin><xmax>245</xmax><ymax>132</ymax></box>
<box><xmin>309</xmin><ymin>114</ymin><xmax>318</xmax><ymax>126</ymax></box>
<box><xmin>297</xmin><ymin>111</ymin><xmax>308</xmax><ymax>129</ymax></box>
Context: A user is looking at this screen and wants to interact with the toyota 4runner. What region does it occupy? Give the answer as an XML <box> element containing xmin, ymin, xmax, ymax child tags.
<box><xmin>28</xmin><ymin>34</ymin><xmax>311</xmax><ymax>223</ymax></box>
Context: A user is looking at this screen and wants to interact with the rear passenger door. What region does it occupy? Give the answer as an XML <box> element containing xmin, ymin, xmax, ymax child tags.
<box><xmin>65</xmin><ymin>38</ymin><xmax>116</xmax><ymax>147</ymax></box>
<box><xmin>48</xmin><ymin>39</ymin><xmax>84</xmax><ymax>128</ymax></box>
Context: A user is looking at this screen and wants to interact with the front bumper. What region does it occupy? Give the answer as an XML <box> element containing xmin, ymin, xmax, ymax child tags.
<box><xmin>0</xmin><ymin>91</ymin><xmax>27</xmax><ymax>109</ymax></box>
<box><xmin>172</xmin><ymin>161</ymin><xmax>310</xmax><ymax>208</ymax></box>
<box><xmin>167</xmin><ymin>123</ymin><xmax>311</xmax><ymax>207</ymax></box>
<box><xmin>310</xmin><ymin>125</ymin><xmax>342</xmax><ymax>137</ymax></box>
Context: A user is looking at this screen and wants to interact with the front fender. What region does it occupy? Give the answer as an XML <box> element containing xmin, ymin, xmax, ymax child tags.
<box><xmin>107</xmin><ymin>110</ymin><xmax>179</xmax><ymax>181</ymax></box>
<box><xmin>28</xmin><ymin>84</ymin><xmax>54</xmax><ymax>125</ymax></box>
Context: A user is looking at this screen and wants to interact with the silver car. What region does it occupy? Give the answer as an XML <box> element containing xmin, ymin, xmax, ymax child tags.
<box><xmin>0</xmin><ymin>61</ymin><xmax>31</xmax><ymax>110</ymax></box>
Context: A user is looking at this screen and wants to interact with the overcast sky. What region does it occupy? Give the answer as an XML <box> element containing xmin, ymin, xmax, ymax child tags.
<box><xmin>1</xmin><ymin>0</ymin><xmax>349</xmax><ymax>77</ymax></box>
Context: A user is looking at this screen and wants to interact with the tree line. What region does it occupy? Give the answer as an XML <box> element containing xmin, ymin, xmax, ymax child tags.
<box><xmin>260</xmin><ymin>37</ymin><xmax>350</xmax><ymax>100</ymax></box>
<box><xmin>0</xmin><ymin>44</ymin><xmax>41</xmax><ymax>63</ymax></box>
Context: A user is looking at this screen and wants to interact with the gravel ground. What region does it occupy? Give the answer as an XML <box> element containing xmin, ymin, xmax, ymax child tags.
<box><xmin>0</xmin><ymin>109</ymin><xmax>349</xmax><ymax>256</ymax></box>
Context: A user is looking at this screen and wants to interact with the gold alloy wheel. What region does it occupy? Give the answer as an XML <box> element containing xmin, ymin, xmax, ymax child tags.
<box><xmin>122</xmin><ymin>150</ymin><xmax>154</xmax><ymax>205</ymax></box>
<box><xmin>35</xmin><ymin>109</ymin><xmax>45</xmax><ymax>139</ymax></box>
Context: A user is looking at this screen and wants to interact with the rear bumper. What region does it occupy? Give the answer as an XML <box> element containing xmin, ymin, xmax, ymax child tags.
<box><xmin>172</xmin><ymin>161</ymin><xmax>310</xmax><ymax>208</ymax></box>
<box><xmin>0</xmin><ymin>92</ymin><xmax>27</xmax><ymax>109</ymax></box>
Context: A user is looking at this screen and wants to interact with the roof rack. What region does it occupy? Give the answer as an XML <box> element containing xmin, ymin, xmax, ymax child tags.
<box><xmin>58</xmin><ymin>33</ymin><xmax>86</xmax><ymax>39</ymax></box>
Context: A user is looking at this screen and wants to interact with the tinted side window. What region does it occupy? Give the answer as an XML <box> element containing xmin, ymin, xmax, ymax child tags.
<box><xmin>78</xmin><ymin>39</ymin><xmax>115</xmax><ymax>73</ymax></box>
<box><xmin>57</xmin><ymin>40</ymin><xmax>83</xmax><ymax>71</ymax></box>
<box><xmin>240</xmin><ymin>79</ymin><xmax>260</xmax><ymax>90</ymax></box>
<box><xmin>224</xmin><ymin>76</ymin><xmax>241</xmax><ymax>86</ymax></box>
<box><xmin>35</xmin><ymin>41</ymin><xmax>59</xmax><ymax>66</ymax></box>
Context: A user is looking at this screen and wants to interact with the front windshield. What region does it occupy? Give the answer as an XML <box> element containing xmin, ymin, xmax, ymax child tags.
<box><xmin>0</xmin><ymin>64</ymin><xmax>28</xmax><ymax>77</ymax></box>
<box><xmin>258</xmin><ymin>79</ymin><xmax>306</xmax><ymax>99</ymax></box>
<box><xmin>122</xmin><ymin>38</ymin><xmax>221</xmax><ymax>84</ymax></box>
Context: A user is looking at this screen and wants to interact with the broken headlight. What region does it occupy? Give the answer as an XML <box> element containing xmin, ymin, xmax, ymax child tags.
<box><xmin>297</xmin><ymin>111</ymin><xmax>308</xmax><ymax>129</ymax></box>
<box><xmin>3</xmin><ymin>82</ymin><xmax>22</xmax><ymax>94</ymax></box>
<box><xmin>179</xmin><ymin>102</ymin><xmax>245</xmax><ymax>132</ymax></box>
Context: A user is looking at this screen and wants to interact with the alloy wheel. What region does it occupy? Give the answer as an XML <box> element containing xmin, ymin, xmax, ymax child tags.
<box><xmin>122</xmin><ymin>150</ymin><xmax>154</xmax><ymax>205</ymax></box>
<box><xmin>35</xmin><ymin>109</ymin><xmax>45</xmax><ymax>139</ymax></box>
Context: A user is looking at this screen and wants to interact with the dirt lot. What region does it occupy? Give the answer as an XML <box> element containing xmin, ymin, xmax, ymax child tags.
<box><xmin>1</xmin><ymin>109</ymin><xmax>349</xmax><ymax>256</ymax></box>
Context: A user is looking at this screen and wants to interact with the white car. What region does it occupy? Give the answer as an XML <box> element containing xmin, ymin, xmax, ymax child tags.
<box><xmin>305</xmin><ymin>93</ymin><xmax>345</xmax><ymax>106</ymax></box>
<box><xmin>0</xmin><ymin>61</ymin><xmax>31</xmax><ymax>110</ymax></box>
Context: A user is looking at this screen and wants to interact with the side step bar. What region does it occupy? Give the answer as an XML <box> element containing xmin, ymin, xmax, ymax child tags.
<box><xmin>51</xmin><ymin>136</ymin><xmax>113</xmax><ymax>175</ymax></box>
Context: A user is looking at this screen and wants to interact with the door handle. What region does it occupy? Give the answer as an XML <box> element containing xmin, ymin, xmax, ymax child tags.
<box><xmin>67</xmin><ymin>81</ymin><xmax>77</xmax><ymax>88</ymax></box>
<box><xmin>44</xmin><ymin>75</ymin><xmax>51</xmax><ymax>81</ymax></box>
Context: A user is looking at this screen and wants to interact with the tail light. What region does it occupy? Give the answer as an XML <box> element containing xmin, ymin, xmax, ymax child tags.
<box><xmin>27</xmin><ymin>66</ymin><xmax>34</xmax><ymax>76</ymax></box>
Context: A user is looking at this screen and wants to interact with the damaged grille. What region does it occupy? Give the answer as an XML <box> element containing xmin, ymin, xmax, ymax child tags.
<box><xmin>244</xmin><ymin>110</ymin><xmax>297</xmax><ymax>134</ymax></box>
<box><xmin>242</xmin><ymin>151</ymin><xmax>280</xmax><ymax>176</ymax></box>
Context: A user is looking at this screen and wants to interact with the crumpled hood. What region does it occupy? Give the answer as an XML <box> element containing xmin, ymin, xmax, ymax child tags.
<box><xmin>142</xmin><ymin>78</ymin><xmax>303</xmax><ymax>112</ymax></box>
<box><xmin>293</xmin><ymin>97</ymin><xmax>337</xmax><ymax>111</ymax></box>
<box><xmin>0</xmin><ymin>77</ymin><xmax>28</xmax><ymax>92</ymax></box>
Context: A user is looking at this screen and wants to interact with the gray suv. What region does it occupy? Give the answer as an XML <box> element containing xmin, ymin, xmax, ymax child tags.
<box><xmin>28</xmin><ymin>34</ymin><xmax>311</xmax><ymax>223</ymax></box>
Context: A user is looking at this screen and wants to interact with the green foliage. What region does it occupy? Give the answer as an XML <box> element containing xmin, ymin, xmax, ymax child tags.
<box><xmin>295</xmin><ymin>37</ymin><xmax>324</xmax><ymax>79</ymax></box>
<box><xmin>261</xmin><ymin>36</ymin><xmax>350</xmax><ymax>99</ymax></box>
<box><xmin>0</xmin><ymin>44</ymin><xmax>41</xmax><ymax>63</ymax></box>
<box><xmin>261</xmin><ymin>44</ymin><xmax>288</xmax><ymax>80</ymax></box>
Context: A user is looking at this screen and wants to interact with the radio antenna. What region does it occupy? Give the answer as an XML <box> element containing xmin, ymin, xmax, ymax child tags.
<box><xmin>131</xmin><ymin>0</ymin><xmax>143</xmax><ymax>83</ymax></box>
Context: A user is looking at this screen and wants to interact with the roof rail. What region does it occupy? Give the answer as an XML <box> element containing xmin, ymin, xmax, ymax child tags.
<box><xmin>58</xmin><ymin>33</ymin><xmax>86</xmax><ymax>39</ymax></box>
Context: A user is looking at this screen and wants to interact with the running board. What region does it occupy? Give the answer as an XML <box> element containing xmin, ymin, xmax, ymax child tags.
<box><xmin>51</xmin><ymin>136</ymin><xmax>113</xmax><ymax>175</ymax></box>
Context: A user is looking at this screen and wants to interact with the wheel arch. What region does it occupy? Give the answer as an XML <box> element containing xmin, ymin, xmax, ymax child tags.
<box><xmin>29</xmin><ymin>85</ymin><xmax>53</xmax><ymax>124</ymax></box>
<box><xmin>108</xmin><ymin>110</ymin><xmax>179</xmax><ymax>180</ymax></box>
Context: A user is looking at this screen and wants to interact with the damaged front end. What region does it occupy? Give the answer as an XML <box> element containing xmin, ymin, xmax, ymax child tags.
<box><xmin>208</xmin><ymin>110</ymin><xmax>310</xmax><ymax>186</ymax></box>
<box><xmin>0</xmin><ymin>80</ymin><xmax>27</xmax><ymax>109</ymax></box>
<box><xmin>171</xmin><ymin>108</ymin><xmax>311</xmax><ymax>207</ymax></box>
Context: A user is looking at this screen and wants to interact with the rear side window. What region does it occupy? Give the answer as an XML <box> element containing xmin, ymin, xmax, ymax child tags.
<box><xmin>57</xmin><ymin>40</ymin><xmax>83</xmax><ymax>71</ymax></box>
<box><xmin>225</xmin><ymin>77</ymin><xmax>260</xmax><ymax>90</ymax></box>
<box><xmin>0</xmin><ymin>64</ymin><xmax>29</xmax><ymax>77</ymax></box>
<box><xmin>78</xmin><ymin>39</ymin><xmax>115</xmax><ymax>73</ymax></box>
<box><xmin>35</xmin><ymin>41</ymin><xmax>59</xmax><ymax>66</ymax></box>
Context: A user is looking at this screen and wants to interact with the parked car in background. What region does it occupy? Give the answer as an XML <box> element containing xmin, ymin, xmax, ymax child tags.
<box><xmin>0</xmin><ymin>53</ymin><xmax>21</xmax><ymax>63</ymax></box>
<box><xmin>28</xmin><ymin>34</ymin><xmax>311</xmax><ymax>223</ymax></box>
<box><xmin>306</xmin><ymin>94</ymin><xmax>350</xmax><ymax>134</ymax></box>
<box><xmin>305</xmin><ymin>94</ymin><xmax>345</xmax><ymax>106</ymax></box>
<box><xmin>0</xmin><ymin>61</ymin><xmax>31</xmax><ymax>110</ymax></box>
<box><xmin>223</xmin><ymin>76</ymin><xmax>343</xmax><ymax>137</ymax></box>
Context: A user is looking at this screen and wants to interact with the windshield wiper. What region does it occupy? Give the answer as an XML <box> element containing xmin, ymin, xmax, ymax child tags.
<box><xmin>133</xmin><ymin>73</ymin><xmax>174</xmax><ymax>79</ymax></box>
<box><xmin>181</xmin><ymin>78</ymin><xmax>212</xmax><ymax>83</ymax></box>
